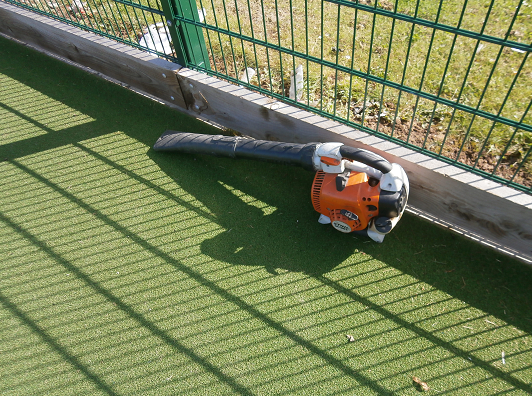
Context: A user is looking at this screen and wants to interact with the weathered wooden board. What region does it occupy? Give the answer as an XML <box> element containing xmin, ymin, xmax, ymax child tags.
<box><xmin>1</xmin><ymin>1</ymin><xmax>531</xmax><ymax>263</ymax></box>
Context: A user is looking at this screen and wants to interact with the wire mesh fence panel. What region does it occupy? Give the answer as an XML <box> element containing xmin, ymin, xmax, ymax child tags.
<box><xmin>4</xmin><ymin>0</ymin><xmax>531</xmax><ymax>192</ymax></box>
<box><xmin>196</xmin><ymin>0</ymin><xmax>532</xmax><ymax>192</ymax></box>
<box><xmin>4</xmin><ymin>0</ymin><xmax>175</xmax><ymax>60</ymax></box>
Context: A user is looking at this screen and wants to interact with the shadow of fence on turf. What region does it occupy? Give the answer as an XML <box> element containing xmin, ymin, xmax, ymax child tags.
<box><xmin>2</xmin><ymin>44</ymin><xmax>532</xmax><ymax>394</ymax></box>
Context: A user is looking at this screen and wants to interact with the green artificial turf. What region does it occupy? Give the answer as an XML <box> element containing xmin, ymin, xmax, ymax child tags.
<box><xmin>1</xmin><ymin>35</ymin><xmax>532</xmax><ymax>395</ymax></box>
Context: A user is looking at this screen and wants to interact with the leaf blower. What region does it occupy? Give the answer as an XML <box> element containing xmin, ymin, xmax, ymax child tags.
<box><xmin>153</xmin><ymin>131</ymin><xmax>409</xmax><ymax>242</ymax></box>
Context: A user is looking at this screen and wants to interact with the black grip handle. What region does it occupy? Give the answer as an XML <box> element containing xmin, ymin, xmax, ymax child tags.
<box><xmin>339</xmin><ymin>146</ymin><xmax>392</xmax><ymax>174</ymax></box>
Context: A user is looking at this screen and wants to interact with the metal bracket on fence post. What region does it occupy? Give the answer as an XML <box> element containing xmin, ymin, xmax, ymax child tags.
<box><xmin>160</xmin><ymin>0</ymin><xmax>211</xmax><ymax>70</ymax></box>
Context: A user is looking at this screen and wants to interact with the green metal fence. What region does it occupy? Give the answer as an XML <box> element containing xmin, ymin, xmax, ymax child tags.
<box><xmin>4</xmin><ymin>0</ymin><xmax>531</xmax><ymax>192</ymax></box>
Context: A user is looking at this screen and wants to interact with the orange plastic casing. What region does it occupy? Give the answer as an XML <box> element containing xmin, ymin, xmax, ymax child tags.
<box><xmin>311</xmin><ymin>170</ymin><xmax>380</xmax><ymax>231</ymax></box>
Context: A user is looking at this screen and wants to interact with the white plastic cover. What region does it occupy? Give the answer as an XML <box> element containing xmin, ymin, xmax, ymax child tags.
<box><xmin>380</xmin><ymin>163</ymin><xmax>408</xmax><ymax>192</ymax></box>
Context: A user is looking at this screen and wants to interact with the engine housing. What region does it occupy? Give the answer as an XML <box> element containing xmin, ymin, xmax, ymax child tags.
<box><xmin>311</xmin><ymin>170</ymin><xmax>381</xmax><ymax>233</ymax></box>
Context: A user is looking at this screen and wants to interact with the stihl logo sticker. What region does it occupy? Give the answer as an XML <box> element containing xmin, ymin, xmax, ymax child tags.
<box><xmin>332</xmin><ymin>221</ymin><xmax>351</xmax><ymax>233</ymax></box>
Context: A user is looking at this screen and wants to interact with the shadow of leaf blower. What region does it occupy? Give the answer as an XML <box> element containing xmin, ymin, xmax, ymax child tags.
<box><xmin>153</xmin><ymin>131</ymin><xmax>409</xmax><ymax>242</ymax></box>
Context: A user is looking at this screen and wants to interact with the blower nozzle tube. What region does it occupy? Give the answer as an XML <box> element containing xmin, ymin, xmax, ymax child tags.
<box><xmin>153</xmin><ymin>131</ymin><xmax>317</xmax><ymax>171</ymax></box>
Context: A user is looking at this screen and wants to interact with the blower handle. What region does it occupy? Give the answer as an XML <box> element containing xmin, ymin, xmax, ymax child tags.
<box><xmin>339</xmin><ymin>146</ymin><xmax>393</xmax><ymax>174</ymax></box>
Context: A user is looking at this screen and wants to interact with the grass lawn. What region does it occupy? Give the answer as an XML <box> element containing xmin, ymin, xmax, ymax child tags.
<box><xmin>1</xmin><ymin>35</ymin><xmax>532</xmax><ymax>395</ymax></box>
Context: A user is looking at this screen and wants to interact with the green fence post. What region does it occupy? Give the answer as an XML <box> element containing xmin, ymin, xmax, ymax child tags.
<box><xmin>160</xmin><ymin>0</ymin><xmax>211</xmax><ymax>70</ymax></box>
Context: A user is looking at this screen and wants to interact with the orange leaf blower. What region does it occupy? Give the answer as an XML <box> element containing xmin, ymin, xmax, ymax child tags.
<box><xmin>154</xmin><ymin>131</ymin><xmax>409</xmax><ymax>242</ymax></box>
